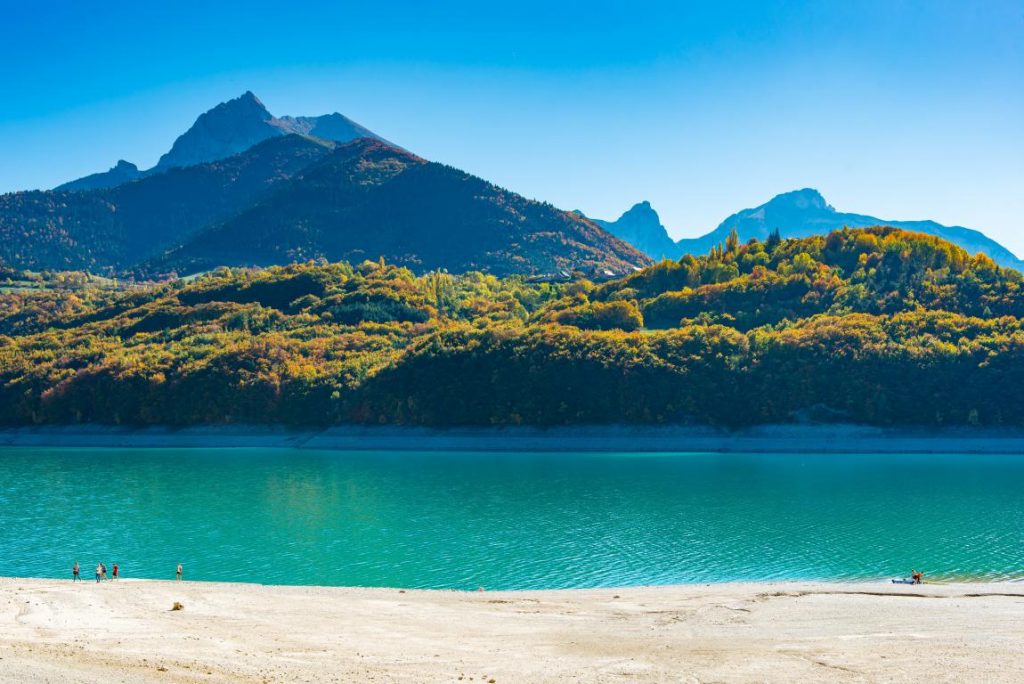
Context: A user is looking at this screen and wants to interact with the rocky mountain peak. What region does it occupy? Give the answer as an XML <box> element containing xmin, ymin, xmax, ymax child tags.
<box><xmin>767</xmin><ymin>188</ymin><xmax>831</xmax><ymax>212</ymax></box>
<box><xmin>619</xmin><ymin>200</ymin><xmax>659</xmax><ymax>221</ymax></box>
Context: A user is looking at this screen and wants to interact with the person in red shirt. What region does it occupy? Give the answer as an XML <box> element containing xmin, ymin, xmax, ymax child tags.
<box><xmin>112</xmin><ymin>563</ymin><xmax>119</xmax><ymax>580</ymax></box>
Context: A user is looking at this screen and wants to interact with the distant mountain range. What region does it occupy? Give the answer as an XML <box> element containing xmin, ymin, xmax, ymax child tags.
<box><xmin>55</xmin><ymin>91</ymin><xmax>386</xmax><ymax>192</ymax></box>
<box><xmin>1</xmin><ymin>93</ymin><xmax>648</xmax><ymax>277</ymax></box>
<box><xmin>7</xmin><ymin>90</ymin><xmax>1016</xmax><ymax>278</ymax></box>
<box><xmin>591</xmin><ymin>189</ymin><xmax>1024</xmax><ymax>271</ymax></box>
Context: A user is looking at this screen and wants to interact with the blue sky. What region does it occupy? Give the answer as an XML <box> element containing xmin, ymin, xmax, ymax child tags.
<box><xmin>2</xmin><ymin>1</ymin><xmax>1022</xmax><ymax>251</ymax></box>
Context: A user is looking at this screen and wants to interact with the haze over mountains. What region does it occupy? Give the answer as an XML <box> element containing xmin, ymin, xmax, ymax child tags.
<box><xmin>592</xmin><ymin>190</ymin><xmax>1024</xmax><ymax>271</ymax></box>
<box><xmin>2</xmin><ymin>93</ymin><xmax>647</xmax><ymax>277</ymax></box>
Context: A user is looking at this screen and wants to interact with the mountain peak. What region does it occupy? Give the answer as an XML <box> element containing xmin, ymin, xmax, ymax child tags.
<box><xmin>209</xmin><ymin>90</ymin><xmax>272</xmax><ymax>120</ymax></box>
<box><xmin>273</xmin><ymin>111</ymin><xmax>387</xmax><ymax>146</ymax></box>
<box><xmin>621</xmin><ymin>200</ymin><xmax>658</xmax><ymax>220</ymax></box>
<box><xmin>673</xmin><ymin>188</ymin><xmax>1023</xmax><ymax>270</ymax></box>
<box><xmin>154</xmin><ymin>92</ymin><xmax>278</xmax><ymax>171</ymax></box>
<box><xmin>587</xmin><ymin>201</ymin><xmax>678</xmax><ymax>261</ymax></box>
<box><xmin>56</xmin><ymin>91</ymin><xmax>387</xmax><ymax>189</ymax></box>
<box><xmin>766</xmin><ymin>188</ymin><xmax>831</xmax><ymax>211</ymax></box>
<box><xmin>238</xmin><ymin>90</ymin><xmax>262</xmax><ymax>105</ymax></box>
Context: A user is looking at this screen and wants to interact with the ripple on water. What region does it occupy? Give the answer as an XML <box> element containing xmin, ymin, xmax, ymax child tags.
<box><xmin>1</xmin><ymin>447</ymin><xmax>1023</xmax><ymax>587</ymax></box>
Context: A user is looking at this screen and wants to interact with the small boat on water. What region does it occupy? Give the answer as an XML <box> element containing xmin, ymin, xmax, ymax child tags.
<box><xmin>891</xmin><ymin>578</ymin><xmax>916</xmax><ymax>584</ymax></box>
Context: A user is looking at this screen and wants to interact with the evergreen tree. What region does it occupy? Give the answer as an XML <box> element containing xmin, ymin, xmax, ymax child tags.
<box><xmin>726</xmin><ymin>228</ymin><xmax>740</xmax><ymax>254</ymax></box>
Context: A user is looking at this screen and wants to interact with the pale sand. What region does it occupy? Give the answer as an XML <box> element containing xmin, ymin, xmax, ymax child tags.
<box><xmin>1</xmin><ymin>579</ymin><xmax>1023</xmax><ymax>683</ymax></box>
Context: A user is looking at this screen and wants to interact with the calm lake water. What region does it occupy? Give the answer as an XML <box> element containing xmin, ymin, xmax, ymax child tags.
<box><xmin>0</xmin><ymin>447</ymin><xmax>1022</xmax><ymax>588</ymax></box>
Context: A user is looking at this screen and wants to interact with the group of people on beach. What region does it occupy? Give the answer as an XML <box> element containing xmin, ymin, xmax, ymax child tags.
<box><xmin>72</xmin><ymin>561</ymin><xmax>119</xmax><ymax>582</ymax></box>
<box><xmin>72</xmin><ymin>562</ymin><xmax>184</xmax><ymax>582</ymax></box>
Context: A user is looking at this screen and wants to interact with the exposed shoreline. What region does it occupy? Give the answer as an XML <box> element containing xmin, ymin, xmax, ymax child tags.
<box><xmin>2</xmin><ymin>577</ymin><xmax>1022</xmax><ymax>683</ymax></box>
<box><xmin>3</xmin><ymin>423</ymin><xmax>1024</xmax><ymax>453</ymax></box>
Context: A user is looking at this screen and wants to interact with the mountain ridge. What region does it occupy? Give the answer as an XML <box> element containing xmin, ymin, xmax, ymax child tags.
<box><xmin>54</xmin><ymin>91</ymin><xmax>387</xmax><ymax>192</ymax></box>
<box><xmin>590</xmin><ymin>189</ymin><xmax>1023</xmax><ymax>271</ymax></box>
<box><xmin>55</xmin><ymin>160</ymin><xmax>141</xmax><ymax>192</ymax></box>
<box><xmin>145</xmin><ymin>138</ymin><xmax>650</xmax><ymax>278</ymax></box>
<box><xmin>3</xmin><ymin>131</ymin><xmax>649</xmax><ymax>277</ymax></box>
<box><xmin>2</xmin><ymin>135</ymin><xmax>338</xmax><ymax>272</ymax></box>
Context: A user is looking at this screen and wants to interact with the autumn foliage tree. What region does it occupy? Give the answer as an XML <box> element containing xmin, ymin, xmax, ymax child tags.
<box><xmin>1</xmin><ymin>227</ymin><xmax>1023</xmax><ymax>428</ymax></box>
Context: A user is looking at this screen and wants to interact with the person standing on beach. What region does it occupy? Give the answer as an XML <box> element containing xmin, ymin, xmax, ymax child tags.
<box><xmin>72</xmin><ymin>561</ymin><xmax>80</xmax><ymax>582</ymax></box>
<box><xmin>176</xmin><ymin>563</ymin><xmax>182</xmax><ymax>581</ymax></box>
<box><xmin>112</xmin><ymin>563</ymin><xmax>119</xmax><ymax>580</ymax></box>
<box><xmin>100</xmin><ymin>563</ymin><xmax>107</xmax><ymax>581</ymax></box>
<box><xmin>95</xmin><ymin>562</ymin><xmax>102</xmax><ymax>583</ymax></box>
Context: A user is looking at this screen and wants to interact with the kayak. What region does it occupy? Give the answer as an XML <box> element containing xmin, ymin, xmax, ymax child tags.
<box><xmin>891</xmin><ymin>578</ymin><xmax>916</xmax><ymax>584</ymax></box>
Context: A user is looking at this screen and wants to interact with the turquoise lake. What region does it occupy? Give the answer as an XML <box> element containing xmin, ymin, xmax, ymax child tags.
<box><xmin>1</xmin><ymin>447</ymin><xmax>1022</xmax><ymax>588</ymax></box>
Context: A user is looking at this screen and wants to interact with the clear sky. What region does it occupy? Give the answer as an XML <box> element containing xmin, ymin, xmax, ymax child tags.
<box><xmin>2</xmin><ymin>1</ymin><xmax>1022</xmax><ymax>252</ymax></box>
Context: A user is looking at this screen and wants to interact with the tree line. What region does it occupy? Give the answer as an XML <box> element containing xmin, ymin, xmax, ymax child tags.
<box><xmin>1</xmin><ymin>226</ymin><xmax>1021</xmax><ymax>428</ymax></box>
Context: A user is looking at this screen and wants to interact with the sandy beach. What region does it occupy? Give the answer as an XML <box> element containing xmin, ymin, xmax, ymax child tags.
<box><xmin>1</xmin><ymin>579</ymin><xmax>1022</xmax><ymax>683</ymax></box>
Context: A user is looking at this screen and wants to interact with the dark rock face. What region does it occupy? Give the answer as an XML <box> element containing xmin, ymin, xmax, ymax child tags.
<box><xmin>154</xmin><ymin>91</ymin><xmax>280</xmax><ymax>172</ymax></box>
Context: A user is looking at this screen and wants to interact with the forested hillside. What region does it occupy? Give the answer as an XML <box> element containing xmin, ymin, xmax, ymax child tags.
<box><xmin>1</xmin><ymin>136</ymin><xmax>646</xmax><ymax>278</ymax></box>
<box><xmin>1</xmin><ymin>227</ymin><xmax>1021</xmax><ymax>428</ymax></box>
<box><xmin>145</xmin><ymin>138</ymin><xmax>649</xmax><ymax>277</ymax></box>
<box><xmin>0</xmin><ymin>136</ymin><xmax>335</xmax><ymax>272</ymax></box>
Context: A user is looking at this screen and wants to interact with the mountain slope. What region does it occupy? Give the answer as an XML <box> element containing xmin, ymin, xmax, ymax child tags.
<box><xmin>274</xmin><ymin>113</ymin><xmax>383</xmax><ymax>144</ymax></box>
<box><xmin>586</xmin><ymin>201</ymin><xmax>679</xmax><ymax>260</ymax></box>
<box><xmin>55</xmin><ymin>160</ymin><xmax>141</xmax><ymax>192</ymax></box>
<box><xmin>153</xmin><ymin>91</ymin><xmax>281</xmax><ymax>171</ymax></box>
<box><xmin>0</xmin><ymin>136</ymin><xmax>335</xmax><ymax>272</ymax></box>
<box><xmin>147</xmin><ymin>139</ymin><xmax>651</xmax><ymax>277</ymax></box>
<box><xmin>676</xmin><ymin>189</ymin><xmax>1024</xmax><ymax>270</ymax></box>
<box><xmin>55</xmin><ymin>92</ymin><xmax>386</xmax><ymax>191</ymax></box>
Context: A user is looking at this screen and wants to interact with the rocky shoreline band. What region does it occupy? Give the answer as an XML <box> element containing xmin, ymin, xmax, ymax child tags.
<box><xmin>4</xmin><ymin>423</ymin><xmax>1024</xmax><ymax>453</ymax></box>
